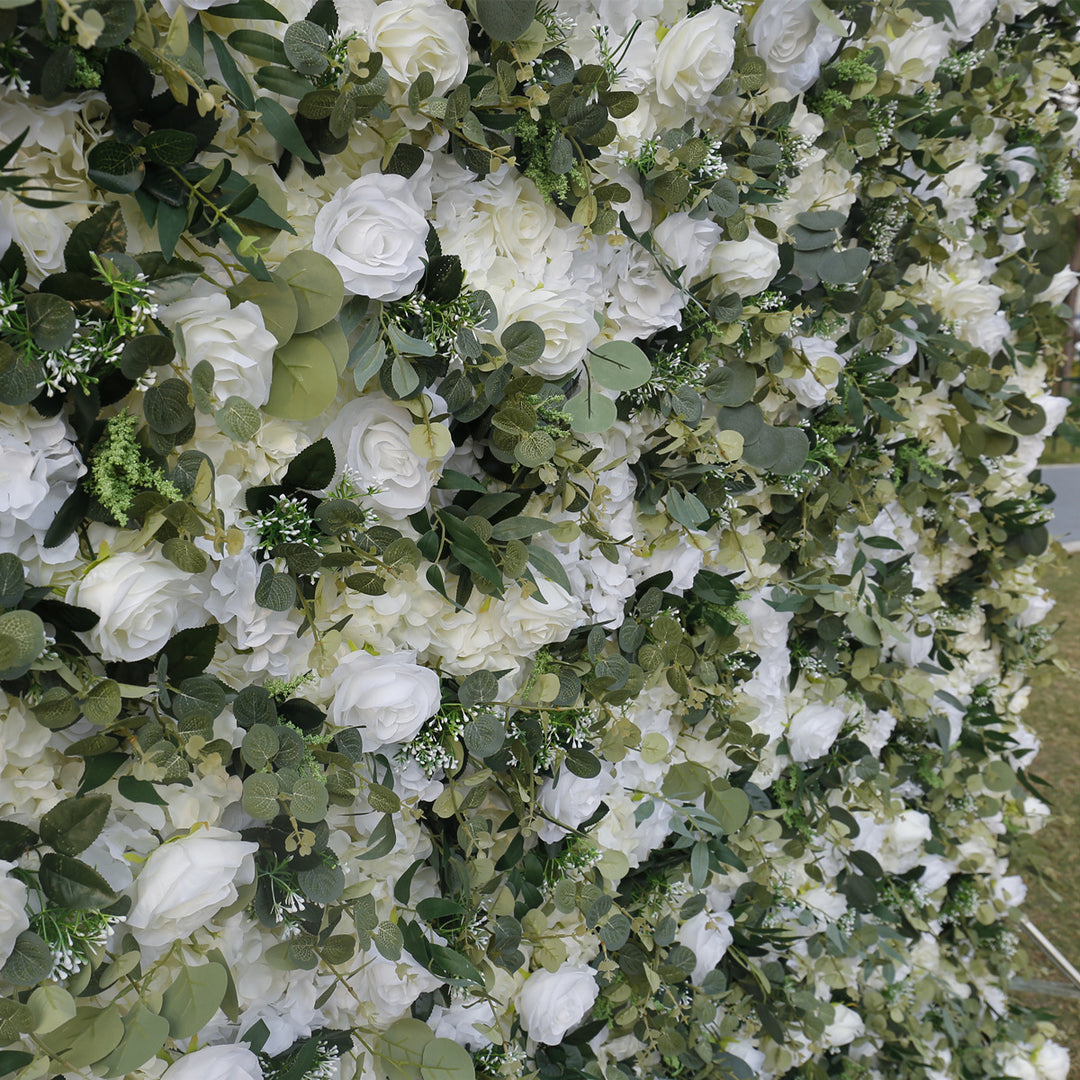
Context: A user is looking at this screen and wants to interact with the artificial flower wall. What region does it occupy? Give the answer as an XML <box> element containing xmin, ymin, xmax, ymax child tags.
<box><xmin>0</xmin><ymin>1</ymin><xmax>1077</xmax><ymax>1079</ymax></box>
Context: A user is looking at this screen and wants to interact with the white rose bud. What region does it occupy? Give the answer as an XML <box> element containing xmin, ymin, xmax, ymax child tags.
<box><xmin>312</xmin><ymin>173</ymin><xmax>428</xmax><ymax>301</ymax></box>
<box><xmin>517</xmin><ymin>964</ymin><xmax>599</xmax><ymax>1045</ymax></box>
<box><xmin>0</xmin><ymin>861</ymin><xmax>30</xmax><ymax>968</ymax></box>
<box><xmin>325</xmin><ymin>394</ymin><xmax>450</xmax><ymax>517</ymax></box>
<box><xmin>327</xmin><ymin>649</ymin><xmax>441</xmax><ymax>753</ymax></box>
<box><xmin>67</xmin><ymin>550</ymin><xmax>208</xmax><ymax>663</ymax></box>
<box><xmin>126</xmin><ymin>827</ymin><xmax>258</xmax><ymax>949</ymax></box>
<box><xmin>654</xmin><ymin>8</ymin><xmax>740</xmax><ymax>113</ymax></box>
<box><xmin>160</xmin><ymin>291</ymin><xmax>277</xmax><ymax>408</ymax></box>
<box><xmin>749</xmin><ymin>0</ymin><xmax>846</xmax><ymax>96</ymax></box>
<box><xmin>161</xmin><ymin>1045</ymin><xmax>264</xmax><ymax>1080</ymax></box>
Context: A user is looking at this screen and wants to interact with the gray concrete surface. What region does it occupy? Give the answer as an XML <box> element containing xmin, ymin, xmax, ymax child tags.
<box><xmin>1043</xmin><ymin>464</ymin><xmax>1080</xmax><ymax>550</ymax></box>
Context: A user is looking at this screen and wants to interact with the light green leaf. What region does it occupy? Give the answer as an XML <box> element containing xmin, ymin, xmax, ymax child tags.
<box><xmin>229</xmin><ymin>274</ymin><xmax>298</xmax><ymax>344</ymax></box>
<box><xmin>0</xmin><ymin>609</ymin><xmax>46</xmax><ymax>680</ymax></box>
<box><xmin>40</xmin><ymin>1006</ymin><xmax>124</xmax><ymax>1068</ymax></box>
<box><xmin>421</xmin><ymin>1038</ymin><xmax>475</xmax><ymax>1080</ymax></box>
<box><xmin>266</xmin><ymin>330</ymin><xmax>342</xmax><ymax>421</ymax></box>
<box><xmin>27</xmin><ymin>984</ymin><xmax>75</xmax><ymax>1033</ymax></box>
<box><xmin>160</xmin><ymin>963</ymin><xmax>228</xmax><ymax>1039</ymax></box>
<box><xmin>276</xmin><ymin>250</ymin><xmax>344</xmax><ymax>333</ymax></box>
<box><xmin>564</xmin><ymin>387</ymin><xmax>616</xmax><ymax>434</ymax></box>
<box><xmin>82</xmin><ymin>679</ymin><xmax>122</xmax><ymax>726</ymax></box>
<box><xmin>216</xmin><ymin>395</ymin><xmax>261</xmax><ymax>441</ymax></box>
<box><xmin>587</xmin><ymin>340</ymin><xmax>652</xmax><ymax>391</ymax></box>
<box><xmin>99</xmin><ymin>1004</ymin><xmax>170</xmax><ymax>1078</ymax></box>
<box><xmin>241</xmin><ymin>724</ymin><xmax>280</xmax><ymax>769</ymax></box>
<box><xmin>376</xmin><ymin>1018</ymin><xmax>434</xmax><ymax>1080</ymax></box>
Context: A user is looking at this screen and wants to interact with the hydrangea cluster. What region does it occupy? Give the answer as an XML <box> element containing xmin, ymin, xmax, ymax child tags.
<box><xmin>0</xmin><ymin>1</ymin><xmax>1077</xmax><ymax>1080</ymax></box>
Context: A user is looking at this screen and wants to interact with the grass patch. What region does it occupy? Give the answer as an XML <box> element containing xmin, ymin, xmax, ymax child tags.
<box><xmin>1015</xmin><ymin>551</ymin><xmax>1080</xmax><ymax>1057</ymax></box>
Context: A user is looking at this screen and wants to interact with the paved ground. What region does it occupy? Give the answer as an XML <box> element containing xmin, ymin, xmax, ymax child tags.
<box><xmin>1043</xmin><ymin>464</ymin><xmax>1080</xmax><ymax>547</ymax></box>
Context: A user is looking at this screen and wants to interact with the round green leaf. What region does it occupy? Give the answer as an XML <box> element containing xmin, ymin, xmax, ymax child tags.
<box><xmin>242</xmin><ymin>773</ymin><xmax>281</xmax><ymax>819</ymax></box>
<box><xmin>241</xmin><ymin>723</ymin><xmax>280</xmax><ymax>769</ymax></box>
<box><xmin>283</xmin><ymin>19</ymin><xmax>330</xmax><ymax>75</ymax></box>
<box><xmin>33</xmin><ymin>686</ymin><xmax>81</xmax><ymax>730</ymax></box>
<box><xmin>707</xmin><ymin>361</ymin><xmax>756</xmax><ymax>407</ymax></box>
<box><xmin>255</xmin><ymin>564</ymin><xmax>297</xmax><ymax>611</ymax></box>
<box><xmin>514</xmin><ymin>429</ymin><xmax>555</xmax><ymax>467</ymax></box>
<box><xmin>740</xmin><ymin>425</ymin><xmax>809</xmax><ymax>475</ymax></box>
<box><xmin>0</xmin><ymin>608</ymin><xmax>46</xmax><ymax>680</ymax></box>
<box><xmin>501</xmin><ymin>320</ymin><xmax>546</xmax><ymax>366</ymax></box>
<box><xmin>462</xmin><ymin>714</ymin><xmax>505</xmax><ymax>758</ymax></box>
<box><xmin>289</xmin><ymin>775</ymin><xmax>329</xmax><ymax>823</ymax></box>
<box><xmin>587</xmin><ymin>340</ymin><xmax>652</xmax><ymax>391</ymax></box>
<box><xmin>459</xmin><ymin>670</ymin><xmax>499</xmax><ymax>709</ymax></box>
<box><xmin>420</xmin><ymin>1038</ymin><xmax>475</xmax><ymax>1080</ymax></box>
<box><xmin>144</xmin><ymin>378</ymin><xmax>194</xmax><ymax>435</ymax></box>
<box><xmin>216</xmin><ymin>395</ymin><xmax>262</xmax><ymax>441</ymax></box>
<box><xmin>25</xmin><ymin>292</ymin><xmax>76</xmax><ymax>351</ymax></box>
<box><xmin>143</xmin><ymin>129</ymin><xmax>198</xmax><ymax>167</ymax></box>
<box><xmin>377</xmin><ymin>1017</ymin><xmax>433</xmax><ymax>1080</ymax></box>
<box><xmin>266</xmin><ymin>331</ymin><xmax>342</xmax><ymax>421</ymax></box>
<box><xmin>1</xmin><ymin>930</ymin><xmax>54</xmax><ymax>986</ymax></box>
<box><xmin>564</xmin><ymin>388</ymin><xmax>617</xmax><ymax>433</ymax></box>
<box><xmin>228</xmin><ymin>274</ymin><xmax>299</xmax><ymax>345</ymax></box>
<box><xmin>40</xmin><ymin>1005</ymin><xmax>124</xmax><ymax>1068</ymax></box>
<box><xmin>0</xmin><ymin>340</ymin><xmax>44</xmax><ymax>405</ymax></box>
<box><xmin>297</xmin><ymin>862</ymin><xmax>345</xmax><ymax>904</ymax></box>
<box><xmin>275</xmin><ymin>250</ymin><xmax>344</xmax><ymax>333</ymax></box>
<box><xmin>475</xmin><ymin>0</ymin><xmax>535</xmax><ymax>40</ymax></box>
<box><xmin>162</xmin><ymin>537</ymin><xmax>208</xmax><ymax>574</ymax></box>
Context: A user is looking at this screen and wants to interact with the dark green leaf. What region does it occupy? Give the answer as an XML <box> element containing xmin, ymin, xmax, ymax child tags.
<box><xmin>40</xmin><ymin>794</ymin><xmax>111</xmax><ymax>857</ymax></box>
<box><xmin>39</xmin><ymin>853</ymin><xmax>118</xmax><ymax>910</ymax></box>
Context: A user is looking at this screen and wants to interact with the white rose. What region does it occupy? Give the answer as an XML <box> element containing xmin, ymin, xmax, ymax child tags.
<box><xmin>126</xmin><ymin>827</ymin><xmax>258</xmax><ymax>949</ymax></box>
<box><xmin>786</xmin><ymin>701</ymin><xmax>846</xmax><ymax>761</ymax></box>
<box><xmin>708</xmin><ymin>233</ymin><xmax>781</xmax><ymax>297</ymax></box>
<box><xmin>537</xmin><ymin>767</ymin><xmax>614</xmax><ymax>842</ymax></box>
<box><xmin>161</xmin><ymin>291</ymin><xmax>277</xmax><ymax>408</ymax></box>
<box><xmin>0</xmin><ymin>191</ymin><xmax>85</xmax><ymax>286</ymax></box>
<box><xmin>654</xmin><ymin>213</ymin><xmax>724</xmax><ymax>283</ymax></box>
<box><xmin>325</xmin><ymin>394</ymin><xmax>449</xmax><ymax>516</ymax></box>
<box><xmin>67</xmin><ymin>550</ymin><xmax>208</xmax><ymax>663</ymax></box>
<box><xmin>517</xmin><ymin>964</ymin><xmax>599</xmax><ymax>1045</ymax></box>
<box><xmin>363</xmin><ymin>0</ymin><xmax>469</xmax><ymax>98</ymax></box>
<box><xmin>0</xmin><ymin>861</ymin><xmax>30</xmax><ymax>968</ymax></box>
<box><xmin>491</xmin><ymin>279</ymin><xmax>597</xmax><ymax>378</ymax></box>
<box><xmin>498</xmin><ymin>580</ymin><xmax>585</xmax><ymax>657</ymax></box>
<box><xmin>749</xmin><ymin>0</ymin><xmax>846</xmax><ymax>96</ymax></box>
<box><xmin>162</xmin><ymin>1045</ymin><xmax>263</xmax><ymax>1080</ymax></box>
<box><xmin>654</xmin><ymin>8</ymin><xmax>739</xmax><ymax>112</ymax></box>
<box><xmin>345</xmin><ymin>952</ymin><xmax>443</xmax><ymax>1027</ymax></box>
<box><xmin>312</xmin><ymin>173</ymin><xmax>428</xmax><ymax>300</ymax></box>
<box><xmin>602</xmin><ymin>243</ymin><xmax>683</xmax><ymax>341</ymax></box>
<box><xmin>822</xmin><ymin>1003</ymin><xmax>864</xmax><ymax>1048</ymax></box>
<box><xmin>326</xmin><ymin>649</ymin><xmax>441</xmax><ymax>752</ymax></box>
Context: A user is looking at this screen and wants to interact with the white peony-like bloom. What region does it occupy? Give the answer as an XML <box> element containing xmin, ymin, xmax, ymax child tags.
<box><xmin>786</xmin><ymin>701</ymin><xmax>847</xmax><ymax>761</ymax></box>
<box><xmin>312</xmin><ymin>173</ymin><xmax>428</xmax><ymax>300</ymax></box>
<box><xmin>654</xmin><ymin>7</ymin><xmax>739</xmax><ymax>113</ymax></box>
<box><xmin>749</xmin><ymin>0</ymin><xmax>846</xmax><ymax>95</ymax></box>
<box><xmin>708</xmin><ymin>233</ymin><xmax>781</xmax><ymax>297</ymax></box>
<box><xmin>0</xmin><ymin>861</ymin><xmax>29</xmax><ymax>968</ymax></box>
<box><xmin>325</xmin><ymin>394</ymin><xmax>450</xmax><ymax>517</ymax></box>
<box><xmin>326</xmin><ymin>649</ymin><xmax>441</xmax><ymax>753</ymax></box>
<box><xmin>677</xmin><ymin>907</ymin><xmax>734</xmax><ymax>983</ymax></box>
<box><xmin>160</xmin><ymin>291</ymin><xmax>277</xmax><ymax>408</ymax></box>
<box><xmin>126</xmin><ymin>827</ymin><xmax>258</xmax><ymax>950</ymax></box>
<box><xmin>161</xmin><ymin>1045</ymin><xmax>263</xmax><ymax>1080</ymax></box>
<box><xmin>67</xmin><ymin>550</ymin><xmax>208</xmax><ymax>663</ymax></box>
<box><xmin>517</xmin><ymin>964</ymin><xmax>599</xmax><ymax>1045</ymax></box>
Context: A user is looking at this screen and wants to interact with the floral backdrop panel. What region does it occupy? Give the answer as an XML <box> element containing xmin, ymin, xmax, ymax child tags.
<box><xmin>0</xmin><ymin>1</ymin><xmax>1077</xmax><ymax>1080</ymax></box>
